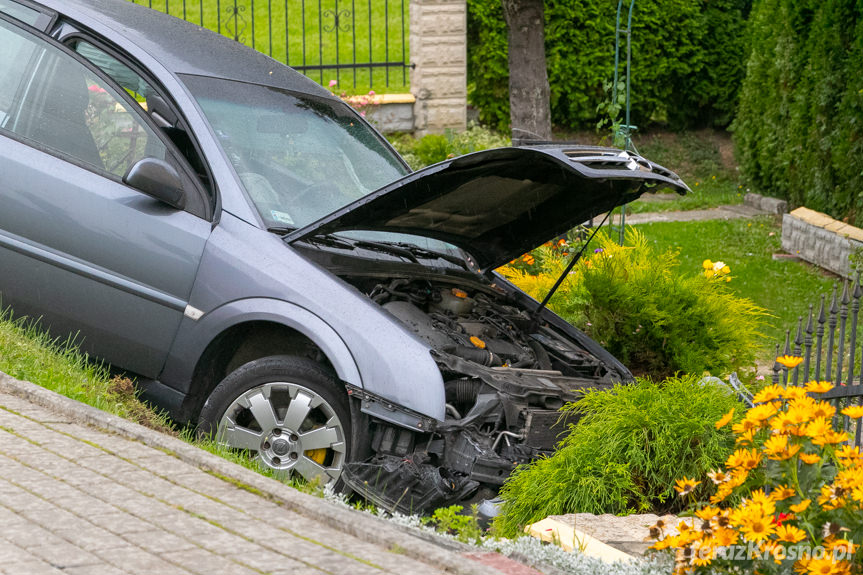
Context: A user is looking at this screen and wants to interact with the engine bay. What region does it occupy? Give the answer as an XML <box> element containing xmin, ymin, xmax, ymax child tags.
<box><xmin>337</xmin><ymin>276</ymin><xmax>623</xmax><ymax>513</ymax></box>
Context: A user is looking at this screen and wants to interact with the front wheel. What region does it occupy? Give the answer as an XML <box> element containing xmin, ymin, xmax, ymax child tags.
<box><xmin>198</xmin><ymin>356</ymin><xmax>350</xmax><ymax>485</ymax></box>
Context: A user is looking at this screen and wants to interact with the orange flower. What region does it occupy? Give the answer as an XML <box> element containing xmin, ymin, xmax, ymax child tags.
<box><xmin>776</xmin><ymin>355</ymin><xmax>804</xmax><ymax>369</ymax></box>
<box><xmin>789</xmin><ymin>499</ymin><xmax>811</xmax><ymax>513</ymax></box>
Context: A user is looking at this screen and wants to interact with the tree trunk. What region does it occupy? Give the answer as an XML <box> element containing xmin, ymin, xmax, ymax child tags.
<box><xmin>502</xmin><ymin>0</ymin><xmax>551</xmax><ymax>145</ymax></box>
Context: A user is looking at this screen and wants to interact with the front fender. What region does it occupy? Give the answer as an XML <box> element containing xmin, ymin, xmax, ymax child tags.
<box><xmin>159</xmin><ymin>297</ymin><xmax>446</xmax><ymax>421</ymax></box>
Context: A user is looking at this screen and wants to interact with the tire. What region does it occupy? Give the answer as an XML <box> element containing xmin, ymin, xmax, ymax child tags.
<box><xmin>198</xmin><ymin>355</ymin><xmax>350</xmax><ymax>485</ymax></box>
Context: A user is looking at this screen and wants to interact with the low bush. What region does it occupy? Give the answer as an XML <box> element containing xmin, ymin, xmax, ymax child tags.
<box><xmin>500</xmin><ymin>228</ymin><xmax>766</xmax><ymax>380</ymax></box>
<box><xmin>389</xmin><ymin>124</ymin><xmax>510</xmax><ymax>170</ymax></box>
<box><xmin>494</xmin><ymin>374</ymin><xmax>743</xmax><ymax>537</ymax></box>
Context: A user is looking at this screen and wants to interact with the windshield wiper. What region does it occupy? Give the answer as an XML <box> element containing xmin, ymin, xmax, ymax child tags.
<box><xmin>267</xmin><ymin>226</ymin><xmax>297</xmax><ymax>236</ymax></box>
<box><xmin>386</xmin><ymin>242</ymin><xmax>471</xmax><ymax>270</ymax></box>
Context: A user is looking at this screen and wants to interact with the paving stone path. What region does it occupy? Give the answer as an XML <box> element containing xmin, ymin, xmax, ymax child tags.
<box><xmin>0</xmin><ymin>392</ymin><xmax>456</xmax><ymax>575</ymax></box>
<box><xmin>622</xmin><ymin>203</ymin><xmax>768</xmax><ymax>225</ymax></box>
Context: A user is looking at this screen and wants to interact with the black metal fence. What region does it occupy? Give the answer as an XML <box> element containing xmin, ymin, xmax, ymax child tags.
<box><xmin>772</xmin><ymin>274</ymin><xmax>863</xmax><ymax>447</ymax></box>
<box><xmin>129</xmin><ymin>0</ymin><xmax>411</xmax><ymax>90</ymax></box>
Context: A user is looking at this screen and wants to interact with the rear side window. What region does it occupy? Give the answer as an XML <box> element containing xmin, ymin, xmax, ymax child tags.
<box><xmin>0</xmin><ymin>18</ymin><xmax>168</xmax><ymax>178</ymax></box>
<box><xmin>0</xmin><ymin>0</ymin><xmax>53</xmax><ymax>29</ymax></box>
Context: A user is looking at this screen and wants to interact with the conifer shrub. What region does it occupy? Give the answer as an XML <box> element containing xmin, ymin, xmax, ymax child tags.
<box><xmin>494</xmin><ymin>374</ymin><xmax>743</xmax><ymax>537</ymax></box>
<box><xmin>500</xmin><ymin>228</ymin><xmax>766</xmax><ymax>380</ymax></box>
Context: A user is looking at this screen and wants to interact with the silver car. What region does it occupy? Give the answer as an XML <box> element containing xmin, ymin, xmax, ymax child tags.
<box><xmin>0</xmin><ymin>0</ymin><xmax>687</xmax><ymax>512</ymax></box>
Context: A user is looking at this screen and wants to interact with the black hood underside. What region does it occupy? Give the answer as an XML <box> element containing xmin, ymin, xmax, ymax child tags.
<box><xmin>287</xmin><ymin>145</ymin><xmax>689</xmax><ymax>271</ymax></box>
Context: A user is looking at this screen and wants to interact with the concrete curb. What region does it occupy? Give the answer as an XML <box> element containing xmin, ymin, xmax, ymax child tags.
<box><xmin>0</xmin><ymin>371</ymin><xmax>509</xmax><ymax>575</ymax></box>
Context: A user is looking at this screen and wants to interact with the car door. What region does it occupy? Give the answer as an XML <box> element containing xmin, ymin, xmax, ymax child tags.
<box><xmin>0</xmin><ymin>14</ymin><xmax>211</xmax><ymax>379</ymax></box>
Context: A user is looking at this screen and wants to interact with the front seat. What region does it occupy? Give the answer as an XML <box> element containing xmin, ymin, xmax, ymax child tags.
<box><xmin>23</xmin><ymin>57</ymin><xmax>104</xmax><ymax>170</ymax></box>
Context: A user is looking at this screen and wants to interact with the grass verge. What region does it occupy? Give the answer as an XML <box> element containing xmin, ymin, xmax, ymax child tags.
<box><xmin>0</xmin><ymin>309</ymin><xmax>174</xmax><ymax>432</ymax></box>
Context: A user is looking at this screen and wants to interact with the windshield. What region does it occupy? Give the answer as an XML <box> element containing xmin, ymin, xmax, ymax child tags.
<box><xmin>181</xmin><ymin>74</ymin><xmax>409</xmax><ymax>229</ymax></box>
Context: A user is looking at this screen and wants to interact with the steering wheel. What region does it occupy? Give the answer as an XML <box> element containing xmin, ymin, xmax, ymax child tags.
<box><xmin>291</xmin><ymin>181</ymin><xmax>347</xmax><ymax>217</ymax></box>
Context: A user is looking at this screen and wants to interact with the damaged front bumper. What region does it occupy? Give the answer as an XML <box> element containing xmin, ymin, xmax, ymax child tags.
<box><xmin>341</xmin><ymin>355</ymin><xmax>610</xmax><ymax>514</ymax></box>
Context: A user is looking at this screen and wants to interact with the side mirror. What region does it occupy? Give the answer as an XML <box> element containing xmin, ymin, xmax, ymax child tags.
<box><xmin>123</xmin><ymin>157</ymin><xmax>185</xmax><ymax>210</ymax></box>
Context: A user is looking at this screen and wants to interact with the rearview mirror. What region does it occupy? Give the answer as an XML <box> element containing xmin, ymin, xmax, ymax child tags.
<box><xmin>123</xmin><ymin>157</ymin><xmax>185</xmax><ymax>210</ymax></box>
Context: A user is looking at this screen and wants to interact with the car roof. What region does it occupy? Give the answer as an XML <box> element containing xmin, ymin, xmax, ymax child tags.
<box><xmin>35</xmin><ymin>0</ymin><xmax>333</xmax><ymax>97</ymax></box>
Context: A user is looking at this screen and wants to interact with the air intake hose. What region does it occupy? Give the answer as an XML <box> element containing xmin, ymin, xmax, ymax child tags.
<box><xmin>444</xmin><ymin>345</ymin><xmax>503</xmax><ymax>367</ymax></box>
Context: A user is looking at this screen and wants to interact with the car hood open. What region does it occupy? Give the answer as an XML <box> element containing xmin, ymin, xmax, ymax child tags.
<box><xmin>286</xmin><ymin>145</ymin><xmax>689</xmax><ymax>271</ymax></box>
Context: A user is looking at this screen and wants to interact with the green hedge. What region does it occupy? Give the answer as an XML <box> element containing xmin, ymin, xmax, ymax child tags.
<box><xmin>466</xmin><ymin>0</ymin><xmax>750</xmax><ymax>132</ymax></box>
<box><xmin>734</xmin><ymin>0</ymin><xmax>863</xmax><ymax>224</ymax></box>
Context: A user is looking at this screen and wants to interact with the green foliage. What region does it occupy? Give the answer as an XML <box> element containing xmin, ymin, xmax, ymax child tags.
<box><xmin>501</xmin><ymin>228</ymin><xmax>767</xmax><ymax>379</ymax></box>
<box><xmin>734</xmin><ymin>0</ymin><xmax>863</xmax><ymax>224</ymax></box>
<box><xmin>466</xmin><ymin>0</ymin><xmax>750</xmax><ymax>131</ymax></box>
<box><xmin>494</xmin><ymin>374</ymin><xmax>743</xmax><ymax>537</ymax></box>
<box><xmin>422</xmin><ymin>505</ymin><xmax>484</xmax><ymax>544</ymax></box>
<box><xmin>389</xmin><ymin>124</ymin><xmax>510</xmax><ymax>169</ymax></box>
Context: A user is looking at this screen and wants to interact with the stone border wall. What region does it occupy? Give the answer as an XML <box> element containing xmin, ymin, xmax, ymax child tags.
<box><xmin>782</xmin><ymin>207</ymin><xmax>863</xmax><ymax>279</ymax></box>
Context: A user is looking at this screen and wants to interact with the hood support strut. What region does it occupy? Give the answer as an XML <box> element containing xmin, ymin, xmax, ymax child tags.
<box><xmin>531</xmin><ymin>210</ymin><xmax>612</xmax><ymax>323</ymax></box>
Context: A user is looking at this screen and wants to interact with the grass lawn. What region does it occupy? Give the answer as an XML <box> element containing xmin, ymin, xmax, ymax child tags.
<box><xmin>637</xmin><ymin>216</ymin><xmax>839</xmax><ymax>356</ymax></box>
<box><xmin>129</xmin><ymin>0</ymin><xmax>410</xmax><ymax>94</ymax></box>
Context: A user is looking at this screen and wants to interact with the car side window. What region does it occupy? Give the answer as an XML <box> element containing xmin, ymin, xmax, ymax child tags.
<box><xmin>70</xmin><ymin>39</ymin><xmax>215</xmax><ymax>197</ymax></box>
<box><xmin>0</xmin><ymin>18</ymin><xmax>168</xmax><ymax>178</ymax></box>
<box><xmin>0</xmin><ymin>0</ymin><xmax>52</xmax><ymax>30</ymax></box>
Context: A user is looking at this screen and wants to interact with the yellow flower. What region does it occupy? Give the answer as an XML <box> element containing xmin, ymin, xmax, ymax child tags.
<box><xmin>841</xmin><ymin>405</ymin><xmax>863</xmax><ymax>419</ymax></box>
<box><xmin>824</xmin><ymin>536</ymin><xmax>858</xmax><ymax>556</ymax></box>
<box><xmin>802</xmin><ymin>557</ymin><xmax>847</xmax><ymax>575</ymax></box>
<box><xmin>752</xmin><ymin>384</ymin><xmax>784</xmax><ymax>404</ymax></box>
<box><xmin>738</xmin><ymin>513</ymin><xmax>776</xmax><ymax>542</ymax></box>
<box><xmin>674</xmin><ymin>477</ymin><xmax>701</xmax><ymax>496</ymax></box>
<box><xmin>804</xmin><ymin>417</ymin><xmax>832</xmax><ymax>439</ymax></box>
<box><xmin>783</xmin><ymin>386</ymin><xmax>809</xmax><ymax>401</ymax></box>
<box><xmin>747</xmin><ymin>402</ymin><xmax>779</xmax><ymax>423</ymax></box>
<box><xmin>715</xmin><ymin>408</ymin><xmax>735</xmax><ymax>429</ymax></box>
<box><xmin>695</xmin><ymin>505</ymin><xmax>721</xmax><ymax>521</ymax></box>
<box><xmin>805</xmin><ymin>380</ymin><xmax>834</xmax><ymax>394</ymax></box>
<box><xmin>764</xmin><ymin>435</ymin><xmax>801</xmax><ymax>460</ymax></box>
<box><xmin>813</xmin><ymin>401</ymin><xmax>836</xmax><ymax>420</ymax></box>
<box><xmin>726</xmin><ymin>448</ymin><xmax>763</xmax><ymax>471</ymax></box>
<box><xmin>789</xmin><ymin>499</ymin><xmax>811</xmax><ymax>513</ymax></box>
<box><xmin>799</xmin><ymin>452</ymin><xmax>821</xmax><ymax>465</ymax></box>
<box><xmin>776</xmin><ymin>355</ymin><xmax>804</xmax><ymax>369</ymax></box>
<box><xmin>812</xmin><ymin>430</ymin><xmax>850</xmax><ymax>446</ymax></box>
<box><xmin>772</xmin><ymin>485</ymin><xmax>796</xmax><ymax>500</ymax></box>
<box><xmin>707</xmin><ymin>469</ymin><xmax>730</xmax><ymax>484</ymax></box>
<box><xmin>703</xmin><ymin>259</ymin><xmax>713</xmax><ymax>269</ymax></box>
<box><xmin>776</xmin><ymin>524</ymin><xmax>807</xmax><ymax>543</ymax></box>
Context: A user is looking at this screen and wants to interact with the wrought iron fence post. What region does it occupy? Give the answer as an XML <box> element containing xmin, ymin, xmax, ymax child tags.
<box><xmin>826</xmin><ymin>284</ymin><xmax>838</xmax><ymax>382</ymax></box>
<box><xmin>782</xmin><ymin>329</ymin><xmax>791</xmax><ymax>385</ymax></box>
<box><xmin>792</xmin><ymin>317</ymin><xmax>803</xmax><ymax>385</ymax></box>
<box><xmin>804</xmin><ymin>304</ymin><xmax>814</xmax><ymax>382</ymax></box>
<box><xmin>816</xmin><ymin>294</ymin><xmax>826</xmax><ymax>380</ymax></box>
<box><xmin>847</xmin><ymin>273</ymin><xmax>862</xmax><ymax>385</ymax></box>
<box><xmin>836</xmin><ymin>280</ymin><xmax>850</xmax><ymax>385</ymax></box>
<box><xmin>772</xmin><ymin>343</ymin><xmax>782</xmax><ymax>384</ymax></box>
